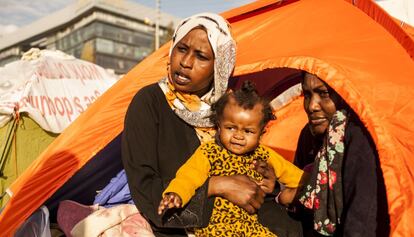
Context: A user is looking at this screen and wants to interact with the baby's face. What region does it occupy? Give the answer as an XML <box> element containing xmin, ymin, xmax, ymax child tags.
<box><xmin>218</xmin><ymin>100</ymin><xmax>263</xmax><ymax>155</ymax></box>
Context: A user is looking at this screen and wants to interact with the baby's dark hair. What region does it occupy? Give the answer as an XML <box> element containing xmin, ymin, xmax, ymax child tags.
<box><xmin>211</xmin><ymin>80</ymin><xmax>275</xmax><ymax>129</ymax></box>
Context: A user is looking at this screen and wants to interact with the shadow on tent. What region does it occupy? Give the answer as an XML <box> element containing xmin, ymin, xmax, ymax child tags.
<box><xmin>44</xmin><ymin>134</ymin><xmax>124</xmax><ymax>223</ymax></box>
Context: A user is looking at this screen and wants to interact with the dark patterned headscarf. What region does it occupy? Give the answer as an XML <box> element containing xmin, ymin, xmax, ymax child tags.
<box><xmin>299</xmin><ymin>109</ymin><xmax>348</xmax><ymax>235</ymax></box>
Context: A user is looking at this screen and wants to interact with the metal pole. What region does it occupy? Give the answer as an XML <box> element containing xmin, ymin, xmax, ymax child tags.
<box><xmin>155</xmin><ymin>0</ymin><xmax>160</xmax><ymax>50</ymax></box>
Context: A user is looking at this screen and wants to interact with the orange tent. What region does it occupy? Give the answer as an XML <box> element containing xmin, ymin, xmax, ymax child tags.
<box><xmin>1</xmin><ymin>0</ymin><xmax>414</xmax><ymax>236</ymax></box>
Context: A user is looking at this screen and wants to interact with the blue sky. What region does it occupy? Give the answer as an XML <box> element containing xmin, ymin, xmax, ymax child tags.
<box><xmin>0</xmin><ymin>0</ymin><xmax>253</xmax><ymax>35</ymax></box>
<box><xmin>0</xmin><ymin>0</ymin><xmax>412</xmax><ymax>37</ymax></box>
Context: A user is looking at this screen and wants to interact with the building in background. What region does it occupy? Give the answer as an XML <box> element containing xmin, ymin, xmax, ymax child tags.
<box><xmin>0</xmin><ymin>0</ymin><xmax>180</xmax><ymax>74</ymax></box>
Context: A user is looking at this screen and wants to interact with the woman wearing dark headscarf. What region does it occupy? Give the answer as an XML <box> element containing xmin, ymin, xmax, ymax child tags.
<box><xmin>294</xmin><ymin>72</ymin><xmax>390</xmax><ymax>236</ymax></box>
<box><xmin>122</xmin><ymin>13</ymin><xmax>301</xmax><ymax>237</ymax></box>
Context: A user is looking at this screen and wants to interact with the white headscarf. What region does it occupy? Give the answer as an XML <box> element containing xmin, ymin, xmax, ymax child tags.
<box><xmin>159</xmin><ymin>12</ymin><xmax>236</xmax><ymax>128</ymax></box>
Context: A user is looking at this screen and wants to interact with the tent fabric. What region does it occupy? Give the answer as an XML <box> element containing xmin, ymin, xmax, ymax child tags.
<box><xmin>343</xmin><ymin>0</ymin><xmax>414</xmax><ymax>58</ymax></box>
<box><xmin>398</xmin><ymin>21</ymin><xmax>414</xmax><ymax>39</ymax></box>
<box><xmin>0</xmin><ymin>49</ymin><xmax>118</xmax><ymax>133</ymax></box>
<box><xmin>0</xmin><ymin>0</ymin><xmax>414</xmax><ymax>236</ymax></box>
<box><xmin>262</xmin><ymin>96</ymin><xmax>307</xmax><ymax>162</ymax></box>
<box><xmin>0</xmin><ymin>115</ymin><xmax>58</xmax><ymax>207</ymax></box>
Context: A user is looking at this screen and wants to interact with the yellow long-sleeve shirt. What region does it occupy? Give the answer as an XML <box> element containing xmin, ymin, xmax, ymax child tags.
<box><xmin>164</xmin><ymin>141</ymin><xmax>304</xmax><ymax>206</ymax></box>
<box><xmin>163</xmin><ymin>141</ymin><xmax>304</xmax><ymax>236</ymax></box>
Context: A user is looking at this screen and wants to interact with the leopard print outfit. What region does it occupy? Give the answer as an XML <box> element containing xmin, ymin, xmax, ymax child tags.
<box><xmin>194</xmin><ymin>142</ymin><xmax>277</xmax><ymax>237</ymax></box>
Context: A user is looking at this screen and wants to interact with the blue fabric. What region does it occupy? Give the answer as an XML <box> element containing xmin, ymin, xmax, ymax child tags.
<box><xmin>93</xmin><ymin>169</ymin><xmax>134</xmax><ymax>207</ymax></box>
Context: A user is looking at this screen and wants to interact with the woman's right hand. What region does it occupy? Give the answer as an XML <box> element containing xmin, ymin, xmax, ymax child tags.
<box><xmin>208</xmin><ymin>175</ymin><xmax>265</xmax><ymax>214</ymax></box>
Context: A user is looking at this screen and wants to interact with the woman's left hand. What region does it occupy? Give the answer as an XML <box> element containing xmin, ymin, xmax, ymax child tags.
<box><xmin>251</xmin><ymin>160</ymin><xmax>276</xmax><ymax>194</ymax></box>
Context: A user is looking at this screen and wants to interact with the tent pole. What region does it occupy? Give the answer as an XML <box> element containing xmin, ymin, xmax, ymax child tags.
<box><xmin>0</xmin><ymin>117</ymin><xmax>18</xmax><ymax>178</ymax></box>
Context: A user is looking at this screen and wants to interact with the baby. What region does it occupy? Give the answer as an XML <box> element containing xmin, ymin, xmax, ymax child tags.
<box><xmin>158</xmin><ymin>81</ymin><xmax>304</xmax><ymax>236</ymax></box>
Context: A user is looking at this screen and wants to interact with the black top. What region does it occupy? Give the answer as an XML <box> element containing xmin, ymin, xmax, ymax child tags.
<box><xmin>122</xmin><ymin>84</ymin><xmax>214</xmax><ymax>237</ymax></box>
<box><xmin>122</xmin><ymin>83</ymin><xmax>303</xmax><ymax>237</ymax></box>
<box><xmin>294</xmin><ymin>119</ymin><xmax>390</xmax><ymax>237</ymax></box>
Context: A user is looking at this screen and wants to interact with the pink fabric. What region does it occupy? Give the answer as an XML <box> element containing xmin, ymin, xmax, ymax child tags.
<box><xmin>57</xmin><ymin>200</ymin><xmax>101</xmax><ymax>237</ymax></box>
<box><xmin>70</xmin><ymin>204</ymin><xmax>154</xmax><ymax>237</ymax></box>
<box><xmin>100</xmin><ymin>213</ymin><xmax>154</xmax><ymax>237</ymax></box>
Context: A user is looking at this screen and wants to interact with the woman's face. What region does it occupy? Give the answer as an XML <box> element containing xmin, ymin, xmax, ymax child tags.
<box><xmin>302</xmin><ymin>74</ymin><xmax>337</xmax><ymax>136</ymax></box>
<box><xmin>169</xmin><ymin>28</ymin><xmax>214</xmax><ymax>97</ymax></box>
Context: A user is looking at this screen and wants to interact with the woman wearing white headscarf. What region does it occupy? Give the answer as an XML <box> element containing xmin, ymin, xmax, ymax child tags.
<box><xmin>122</xmin><ymin>13</ymin><xmax>300</xmax><ymax>237</ymax></box>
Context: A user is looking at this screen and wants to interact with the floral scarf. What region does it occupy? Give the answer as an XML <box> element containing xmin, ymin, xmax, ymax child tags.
<box><xmin>299</xmin><ymin>110</ymin><xmax>348</xmax><ymax>236</ymax></box>
<box><xmin>159</xmin><ymin>78</ymin><xmax>216</xmax><ymax>142</ymax></box>
<box><xmin>158</xmin><ymin>13</ymin><xmax>236</xmax><ymax>142</ymax></box>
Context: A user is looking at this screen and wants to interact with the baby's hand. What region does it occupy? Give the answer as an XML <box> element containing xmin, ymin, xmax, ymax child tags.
<box><xmin>158</xmin><ymin>192</ymin><xmax>182</xmax><ymax>215</ymax></box>
<box><xmin>251</xmin><ymin>160</ymin><xmax>276</xmax><ymax>194</ymax></box>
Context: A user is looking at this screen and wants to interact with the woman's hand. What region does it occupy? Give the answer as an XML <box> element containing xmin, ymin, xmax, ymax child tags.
<box><xmin>251</xmin><ymin>160</ymin><xmax>276</xmax><ymax>194</ymax></box>
<box><xmin>277</xmin><ymin>188</ymin><xmax>298</xmax><ymax>206</ymax></box>
<box><xmin>208</xmin><ymin>175</ymin><xmax>265</xmax><ymax>214</ymax></box>
<box><xmin>158</xmin><ymin>192</ymin><xmax>182</xmax><ymax>215</ymax></box>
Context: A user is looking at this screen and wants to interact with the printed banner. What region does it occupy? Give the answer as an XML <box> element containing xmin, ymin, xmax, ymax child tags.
<box><xmin>0</xmin><ymin>49</ymin><xmax>118</xmax><ymax>133</ymax></box>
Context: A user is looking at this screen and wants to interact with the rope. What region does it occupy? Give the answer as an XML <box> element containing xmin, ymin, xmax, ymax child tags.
<box><xmin>12</xmin><ymin>112</ymin><xmax>20</xmax><ymax>178</ymax></box>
